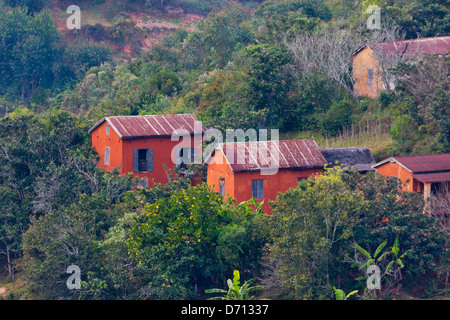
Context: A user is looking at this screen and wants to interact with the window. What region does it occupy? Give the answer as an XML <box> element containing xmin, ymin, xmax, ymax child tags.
<box><xmin>219</xmin><ymin>178</ymin><xmax>225</xmax><ymax>196</ymax></box>
<box><xmin>176</xmin><ymin>147</ymin><xmax>195</xmax><ymax>169</ymax></box>
<box><xmin>104</xmin><ymin>147</ymin><xmax>110</xmax><ymax>166</ymax></box>
<box><xmin>106</xmin><ymin>124</ymin><xmax>110</xmax><ymax>135</ymax></box>
<box><xmin>431</xmin><ymin>183</ymin><xmax>440</xmax><ymax>196</ymax></box>
<box><xmin>133</xmin><ymin>149</ymin><xmax>153</xmax><ymax>172</ymax></box>
<box><xmin>252</xmin><ymin>179</ymin><xmax>264</xmax><ymax>199</ymax></box>
<box><xmin>367</xmin><ymin>69</ymin><xmax>374</xmax><ymax>85</ymax></box>
<box><xmin>297</xmin><ymin>177</ymin><xmax>307</xmax><ymax>183</ymax></box>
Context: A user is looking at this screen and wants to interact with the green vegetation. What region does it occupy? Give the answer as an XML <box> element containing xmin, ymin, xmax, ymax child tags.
<box><xmin>205</xmin><ymin>270</ymin><xmax>264</xmax><ymax>300</ymax></box>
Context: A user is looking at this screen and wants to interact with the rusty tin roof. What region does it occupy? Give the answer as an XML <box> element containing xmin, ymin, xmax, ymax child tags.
<box><xmin>373</xmin><ymin>153</ymin><xmax>450</xmax><ymax>174</ymax></box>
<box><xmin>89</xmin><ymin>114</ymin><xmax>205</xmax><ymax>139</ymax></box>
<box><xmin>352</xmin><ymin>36</ymin><xmax>450</xmax><ymax>58</ymax></box>
<box><xmin>413</xmin><ymin>172</ymin><xmax>450</xmax><ymax>184</ymax></box>
<box><xmin>208</xmin><ymin>139</ymin><xmax>327</xmax><ymax>172</ymax></box>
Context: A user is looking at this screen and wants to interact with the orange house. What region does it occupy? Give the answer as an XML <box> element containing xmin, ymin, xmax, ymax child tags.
<box><xmin>205</xmin><ymin>139</ymin><xmax>327</xmax><ymax>213</ymax></box>
<box><xmin>372</xmin><ymin>153</ymin><xmax>450</xmax><ymax>207</ymax></box>
<box><xmin>88</xmin><ymin>114</ymin><xmax>205</xmax><ymax>187</ymax></box>
<box><xmin>352</xmin><ymin>36</ymin><xmax>450</xmax><ymax>98</ymax></box>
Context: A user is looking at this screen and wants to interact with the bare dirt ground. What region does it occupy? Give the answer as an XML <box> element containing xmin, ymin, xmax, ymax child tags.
<box><xmin>51</xmin><ymin>1</ymin><xmax>204</xmax><ymax>57</ymax></box>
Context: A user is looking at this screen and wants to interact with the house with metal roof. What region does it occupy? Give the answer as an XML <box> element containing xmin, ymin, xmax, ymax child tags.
<box><xmin>372</xmin><ymin>153</ymin><xmax>450</xmax><ymax>208</ymax></box>
<box><xmin>88</xmin><ymin>114</ymin><xmax>205</xmax><ymax>187</ymax></box>
<box><xmin>351</xmin><ymin>36</ymin><xmax>450</xmax><ymax>98</ymax></box>
<box><xmin>320</xmin><ymin>147</ymin><xmax>375</xmax><ymax>173</ymax></box>
<box><xmin>205</xmin><ymin>139</ymin><xmax>327</xmax><ymax>213</ymax></box>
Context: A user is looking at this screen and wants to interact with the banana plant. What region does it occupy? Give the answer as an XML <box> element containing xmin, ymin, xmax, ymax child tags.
<box><xmin>353</xmin><ymin>238</ymin><xmax>409</xmax><ymax>298</ymax></box>
<box><xmin>333</xmin><ymin>287</ymin><xmax>358</xmax><ymax>300</ymax></box>
<box><xmin>205</xmin><ymin>270</ymin><xmax>264</xmax><ymax>300</ymax></box>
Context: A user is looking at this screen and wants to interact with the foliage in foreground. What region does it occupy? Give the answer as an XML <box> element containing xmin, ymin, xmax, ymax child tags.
<box><xmin>205</xmin><ymin>270</ymin><xmax>264</xmax><ymax>300</ymax></box>
<box><xmin>262</xmin><ymin>168</ymin><xmax>448</xmax><ymax>300</ymax></box>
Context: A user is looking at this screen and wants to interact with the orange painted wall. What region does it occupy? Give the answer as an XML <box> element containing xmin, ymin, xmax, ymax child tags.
<box><xmin>374</xmin><ymin>162</ymin><xmax>415</xmax><ymax>192</ymax></box>
<box><xmin>207</xmin><ymin>151</ymin><xmax>236</xmax><ymax>199</ymax></box>
<box><xmin>92</xmin><ymin>121</ymin><xmax>198</xmax><ymax>187</ymax></box>
<box><xmin>206</xmin><ymin>149</ymin><xmax>323</xmax><ymax>214</ymax></box>
<box><xmin>352</xmin><ymin>47</ymin><xmax>383</xmax><ymax>98</ymax></box>
<box><xmin>91</xmin><ymin>121</ymin><xmax>123</xmax><ymax>171</ymax></box>
<box><xmin>233</xmin><ymin>168</ymin><xmax>323</xmax><ymax>214</ymax></box>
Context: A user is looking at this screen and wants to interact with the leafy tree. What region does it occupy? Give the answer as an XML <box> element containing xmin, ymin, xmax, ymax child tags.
<box><xmin>125</xmin><ymin>184</ymin><xmax>269</xmax><ymax>299</ymax></box>
<box><xmin>263</xmin><ymin>168</ymin><xmax>448</xmax><ymax>299</ymax></box>
<box><xmin>390</xmin><ymin>55</ymin><xmax>450</xmax><ymax>154</ymax></box>
<box><xmin>180</xmin><ymin>2</ymin><xmax>254</xmax><ymax>70</ymax></box>
<box><xmin>264</xmin><ymin>169</ymin><xmax>363</xmax><ymax>299</ymax></box>
<box><xmin>0</xmin><ymin>8</ymin><xmax>60</xmax><ymax>99</ymax></box>
<box><xmin>3</xmin><ymin>0</ymin><xmax>47</xmax><ymax>14</ymax></box>
<box><xmin>21</xmin><ymin>194</ymin><xmax>116</xmax><ymax>299</ymax></box>
<box><xmin>244</xmin><ymin>44</ymin><xmax>294</xmax><ymax>129</ymax></box>
<box><xmin>342</xmin><ymin>169</ymin><xmax>448</xmax><ymax>292</ymax></box>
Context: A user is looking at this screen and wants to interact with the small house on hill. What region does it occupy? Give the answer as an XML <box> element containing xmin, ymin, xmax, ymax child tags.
<box><xmin>320</xmin><ymin>147</ymin><xmax>375</xmax><ymax>173</ymax></box>
<box><xmin>205</xmin><ymin>139</ymin><xmax>327</xmax><ymax>213</ymax></box>
<box><xmin>372</xmin><ymin>153</ymin><xmax>450</xmax><ymax>207</ymax></box>
<box><xmin>88</xmin><ymin>114</ymin><xmax>205</xmax><ymax>187</ymax></box>
<box><xmin>352</xmin><ymin>36</ymin><xmax>450</xmax><ymax>98</ymax></box>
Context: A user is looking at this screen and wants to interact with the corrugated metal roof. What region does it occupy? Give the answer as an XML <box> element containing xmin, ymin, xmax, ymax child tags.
<box><xmin>372</xmin><ymin>36</ymin><xmax>450</xmax><ymax>57</ymax></box>
<box><xmin>212</xmin><ymin>139</ymin><xmax>327</xmax><ymax>172</ymax></box>
<box><xmin>352</xmin><ymin>36</ymin><xmax>450</xmax><ymax>58</ymax></box>
<box><xmin>89</xmin><ymin>114</ymin><xmax>205</xmax><ymax>139</ymax></box>
<box><xmin>373</xmin><ymin>153</ymin><xmax>450</xmax><ymax>173</ymax></box>
<box><xmin>413</xmin><ymin>172</ymin><xmax>450</xmax><ymax>184</ymax></box>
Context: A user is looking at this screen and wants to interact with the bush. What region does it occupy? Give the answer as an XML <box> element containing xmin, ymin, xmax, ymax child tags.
<box><xmin>319</xmin><ymin>98</ymin><xmax>354</xmax><ymax>136</ymax></box>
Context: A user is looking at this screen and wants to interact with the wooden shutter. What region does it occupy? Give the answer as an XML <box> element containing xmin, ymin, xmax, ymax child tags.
<box><xmin>146</xmin><ymin>149</ymin><xmax>153</xmax><ymax>172</ymax></box>
<box><xmin>190</xmin><ymin>147</ymin><xmax>195</xmax><ymax>164</ymax></box>
<box><xmin>175</xmin><ymin>148</ymin><xmax>182</xmax><ymax>165</ymax></box>
<box><xmin>104</xmin><ymin>147</ymin><xmax>110</xmax><ymax>165</ymax></box>
<box><xmin>367</xmin><ymin>69</ymin><xmax>373</xmax><ymax>85</ymax></box>
<box><xmin>219</xmin><ymin>178</ymin><xmax>225</xmax><ymax>196</ymax></box>
<box><xmin>252</xmin><ymin>179</ymin><xmax>264</xmax><ymax>199</ymax></box>
<box><xmin>133</xmin><ymin>149</ymin><xmax>139</xmax><ymax>172</ymax></box>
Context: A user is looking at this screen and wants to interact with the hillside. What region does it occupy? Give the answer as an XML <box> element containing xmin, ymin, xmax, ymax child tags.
<box><xmin>50</xmin><ymin>0</ymin><xmax>206</xmax><ymax>59</ymax></box>
<box><xmin>0</xmin><ymin>0</ymin><xmax>449</xmax><ymax>302</ymax></box>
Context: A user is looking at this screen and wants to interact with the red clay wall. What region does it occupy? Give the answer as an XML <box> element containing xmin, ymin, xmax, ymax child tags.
<box><xmin>121</xmin><ymin>135</ymin><xmax>197</xmax><ymax>186</ymax></box>
<box><xmin>233</xmin><ymin>168</ymin><xmax>323</xmax><ymax>214</ymax></box>
<box><xmin>374</xmin><ymin>162</ymin><xmax>414</xmax><ymax>192</ymax></box>
<box><xmin>92</xmin><ymin>121</ymin><xmax>198</xmax><ymax>186</ymax></box>
<box><xmin>206</xmin><ymin>149</ymin><xmax>323</xmax><ymax>213</ymax></box>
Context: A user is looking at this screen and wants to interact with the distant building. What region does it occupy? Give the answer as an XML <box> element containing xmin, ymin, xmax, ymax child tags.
<box><xmin>88</xmin><ymin>114</ymin><xmax>205</xmax><ymax>187</ymax></box>
<box><xmin>372</xmin><ymin>153</ymin><xmax>450</xmax><ymax>208</ymax></box>
<box><xmin>320</xmin><ymin>147</ymin><xmax>375</xmax><ymax>173</ymax></box>
<box><xmin>205</xmin><ymin>139</ymin><xmax>327</xmax><ymax>213</ymax></box>
<box><xmin>351</xmin><ymin>36</ymin><xmax>450</xmax><ymax>98</ymax></box>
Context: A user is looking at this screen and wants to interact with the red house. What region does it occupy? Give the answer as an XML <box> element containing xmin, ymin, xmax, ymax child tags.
<box><xmin>89</xmin><ymin>114</ymin><xmax>205</xmax><ymax>187</ymax></box>
<box><xmin>372</xmin><ymin>153</ymin><xmax>450</xmax><ymax>211</ymax></box>
<box><xmin>205</xmin><ymin>139</ymin><xmax>327</xmax><ymax>213</ymax></box>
